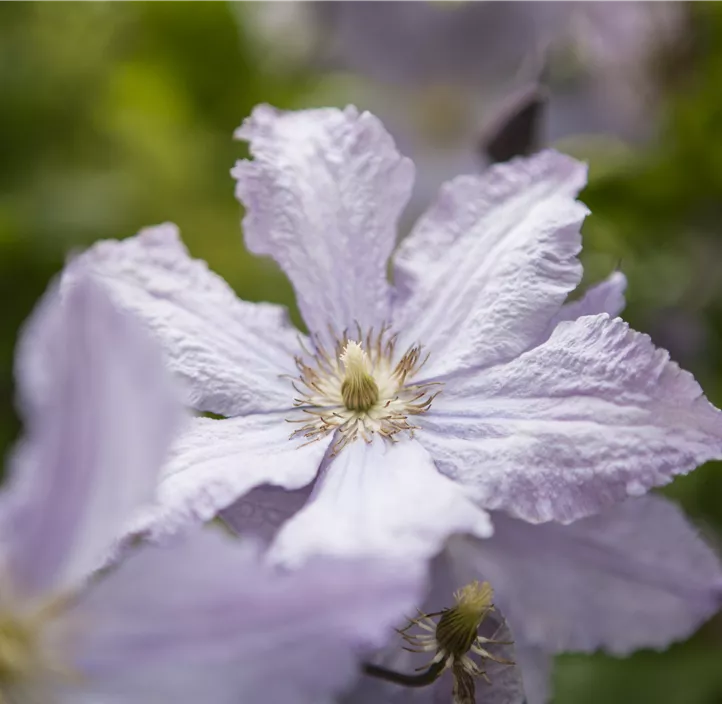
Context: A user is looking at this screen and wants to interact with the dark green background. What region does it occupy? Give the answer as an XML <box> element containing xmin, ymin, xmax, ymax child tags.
<box><xmin>2</xmin><ymin>4</ymin><xmax>721</xmax><ymax>702</ymax></box>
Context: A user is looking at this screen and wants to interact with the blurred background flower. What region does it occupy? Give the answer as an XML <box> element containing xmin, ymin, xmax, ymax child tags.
<box><xmin>2</xmin><ymin>2</ymin><xmax>722</xmax><ymax>701</ymax></box>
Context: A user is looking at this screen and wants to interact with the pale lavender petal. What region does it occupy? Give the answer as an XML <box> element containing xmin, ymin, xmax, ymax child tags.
<box><xmin>271</xmin><ymin>438</ymin><xmax>492</xmax><ymax>566</ymax></box>
<box><xmin>549</xmin><ymin>3</ymin><xmax>687</xmax><ymax>144</ymax></box>
<box><xmin>569</xmin><ymin>2</ymin><xmax>686</xmax><ymax>77</ymax></box>
<box><xmin>418</xmin><ymin>314</ymin><xmax>722</xmax><ymax>523</ymax></box>
<box><xmin>66</xmin><ymin>223</ymin><xmax>299</xmax><ymax>417</ymax></box>
<box><xmin>220</xmin><ymin>484</ymin><xmax>311</xmax><ymax>544</ymax></box>
<box><xmin>541</xmin><ymin>270</ymin><xmax>627</xmax><ymax>343</ymax></box>
<box><xmin>55</xmin><ymin>529</ymin><xmax>423</xmax><ymax>704</ymax></box>
<box><xmin>514</xmin><ymin>646</ymin><xmax>552</xmax><ymax>704</ymax></box>
<box><xmin>527</xmin><ymin>269</ymin><xmax>627</xmax><ymax>365</ymax></box>
<box><xmin>233</xmin><ymin>104</ymin><xmax>414</xmax><ymax>342</ymax></box>
<box><xmin>451</xmin><ymin>496</ymin><xmax>722</xmax><ymax>655</ymax></box>
<box><xmin>131</xmin><ymin>414</ymin><xmax>331</xmax><ymax>541</ymax></box>
<box><xmin>6</xmin><ymin>274</ymin><xmax>182</xmax><ymax>598</ymax></box>
<box><xmin>391</xmin><ymin>151</ymin><xmax>587</xmax><ymax>379</ymax></box>
<box><xmin>315</xmin><ymin>2</ymin><xmax>564</xmax><ymax>90</ymax></box>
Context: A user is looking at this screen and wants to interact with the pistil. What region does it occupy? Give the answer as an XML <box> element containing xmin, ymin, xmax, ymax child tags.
<box><xmin>340</xmin><ymin>342</ymin><xmax>380</xmax><ymax>412</ymax></box>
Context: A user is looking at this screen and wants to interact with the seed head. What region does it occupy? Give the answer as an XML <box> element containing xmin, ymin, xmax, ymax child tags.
<box><xmin>396</xmin><ymin>581</ymin><xmax>513</xmax><ymax>702</ymax></box>
<box><xmin>435</xmin><ymin>580</ymin><xmax>494</xmax><ymax>659</ymax></box>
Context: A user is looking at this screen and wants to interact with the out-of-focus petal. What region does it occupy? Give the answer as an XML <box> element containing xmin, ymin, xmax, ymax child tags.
<box><xmin>418</xmin><ymin>314</ymin><xmax>722</xmax><ymax>523</ymax></box>
<box><xmin>452</xmin><ymin>496</ymin><xmax>722</xmax><ymax>654</ymax></box>
<box><xmin>513</xmin><ymin>646</ymin><xmax>552</xmax><ymax>704</ymax></box>
<box><xmin>6</xmin><ymin>274</ymin><xmax>182</xmax><ymax>598</ymax></box>
<box><xmin>392</xmin><ymin>151</ymin><xmax>587</xmax><ymax>379</ymax></box>
<box><xmin>65</xmin><ymin>223</ymin><xmax>298</xmax><ymax>417</ymax></box>
<box><xmin>314</xmin><ymin>2</ymin><xmax>565</xmax><ymax>90</ymax></box>
<box><xmin>271</xmin><ymin>438</ymin><xmax>492</xmax><ymax>565</ymax></box>
<box><xmin>220</xmin><ymin>484</ymin><xmax>311</xmax><ymax>544</ymax></box>
<box><xmin>549</xmin><ymin>3</ymin><xmax>688</xmax><ymax>143</ymax></box>
<box><xmin>233</xmin><ymin>105</ymin><xmax>414</xmax><ymax>343</ymax></box>
<box><xmin>540</xmin><ymin>270</ymin><xmax>627</xmax><ymax>343</ymax></box>
<box><xmin>56</xmin><ymin>528</ymin><xmax>424</xmax><ymax>704</ymax></box>
<box><xmin>132</xmin><ymin>414</ymin><xmax>331</xmax><ymax>540</ymax></box>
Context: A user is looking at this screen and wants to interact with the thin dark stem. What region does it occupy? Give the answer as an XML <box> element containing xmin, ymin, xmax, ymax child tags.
<box><xmin>361</xmin><ymin>659</ymin><xmax>446</xmax><ymax>688</ymax></box>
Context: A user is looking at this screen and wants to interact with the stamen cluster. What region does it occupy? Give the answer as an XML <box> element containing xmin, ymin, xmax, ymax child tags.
<box><xmin>288</xmin><ymin>325</ymin><xmax>440</xmax><ymax>454</ymax></box>
<box><xmin>398</xmin><ymin>581</ymin><xmax>514</xmax><ymax>704</ymax></box>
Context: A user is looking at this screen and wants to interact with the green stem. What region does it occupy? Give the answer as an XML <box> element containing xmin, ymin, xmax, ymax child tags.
<box><xmin>361</xmin><ymin>659</ymin><xmax>446</xmax><ymax>687</ymax></box>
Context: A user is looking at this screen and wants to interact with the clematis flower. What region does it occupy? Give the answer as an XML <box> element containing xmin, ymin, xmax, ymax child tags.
<box><xmin>218</xmin><ymin>270</ymin><xmax>722</xmax><ymax>703</ymax></box>
<box><xmin>2</xmin><ymin>271</ymin><xmax>424</xmax><ymax>703</ymax></box>
<box><xmin>68</xmin><ymin>105</ymin><xmax>722</xmax><ymax>574</ymax></box>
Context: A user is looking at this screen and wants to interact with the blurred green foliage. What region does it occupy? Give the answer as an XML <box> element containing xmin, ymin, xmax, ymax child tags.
<box><xmin>2</xmin><ymin>3</ymin><xmax>722</xmax><ymax>702</ymax></box>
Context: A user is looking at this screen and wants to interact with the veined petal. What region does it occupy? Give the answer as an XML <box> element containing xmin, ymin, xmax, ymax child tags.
<box><xmin>57</xmin><ymin>529</ymin><xmax>423</xmax><ymax>704</ymax></box>
<box><xmin>541</xmin><ymin>270</ymin><xmax>627</xmax><ymax>343</ymax></box>
<box><xmin>450</xmin><ymin>496</ymin><xmax>722</xmax><ymax>655</ymax></box>
<box><xmin>65</xmin><ymin>223</ymin><xmax>299</xmax><ymax>417</ymax></box>
<box><xmin>392</xmin><ymin>150</ymin><xmax>587</xmax><ymax>379</ymax></box>
<box><xmin>132</xmin><ymin>414</ymin><xmax>331</xmax><ymax>541</ymax></box>
<box><xmin>419</xmin><ymin>314</ymin><xmax>722</xmax><ymax>523</ymax></box>
<box><xmin>271</xmin><ymin>438</ymin><xmax>492</xmax><ymax>566</ymax></box>
<box><xmin>5</xmin><ymin>274</ymin><xmax>182</xmax><ymax>598</ymax></box>
<box><xmin>233</xmin><ymin>105</ymin><xmax>414</xmax><ymax>342</ymax></box>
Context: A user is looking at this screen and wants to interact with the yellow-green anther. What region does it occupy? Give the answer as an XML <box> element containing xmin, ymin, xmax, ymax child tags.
<box><xmin>435</xmin><ymin>581</ymin><xmax>494</xmax><ymax>659</ymax></box>
<box><xmin>340</xmin><ymin>341</ymin><xmax>380</xmax><ymax>412</ymax></box>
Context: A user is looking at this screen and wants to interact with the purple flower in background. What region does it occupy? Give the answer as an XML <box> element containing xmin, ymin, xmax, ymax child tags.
<box><xmin>300</xmin><ymin>1</ymin><xmax>688</xmax><ymax>218</ymax></box>
<box><xmin>546</xmin><ymin>1</ymin><xmax>687</xmax><ymax>143</ymax></box>
<box><xmin>3</xmin><ymin>272</ymin><xmax>424</xmax><ymax>703</ymax></box>
<box><xmin>311</xmin><ymin>2</ymin><xmax>562</xmax><ymax>90</ymax></box>
<box><xmin>70</xmin><ymin>105</ymin><xmax>722</xmax><ymax>574</ymax></box>
<box><xmin>311</xmin><ymin>0</ymin><xmax>685</xmax><ymax>142</ymax></box>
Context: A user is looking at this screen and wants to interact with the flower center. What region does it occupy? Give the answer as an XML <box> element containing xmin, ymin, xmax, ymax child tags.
<box><xmin>287</xmin><ymin>325</ymin><xmax>440</xmax><ymax>454</ymax></box>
